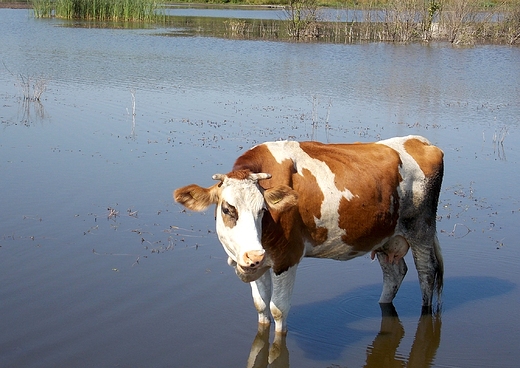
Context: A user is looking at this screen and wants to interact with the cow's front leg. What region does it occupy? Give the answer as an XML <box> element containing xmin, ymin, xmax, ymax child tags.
<box><xmin>377</xmin><ymin>252</ymin><xmax>408</xmax><ymax>303</ymax></box>
<box><xmin>270</xmin><ymin>265</ymin><xmax>298</xmax><ymax>334</ymax></box>
<box><xmin>251</xmin><ymin>270</ymin><xmax>272</xmax><ymax>325</ymax></box>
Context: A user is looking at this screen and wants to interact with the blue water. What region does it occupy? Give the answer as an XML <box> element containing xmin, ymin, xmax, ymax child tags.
<box><xmin>1</xmin><ymin>7</ymin><xmax>520</xmax><ymax>368</ymax></box>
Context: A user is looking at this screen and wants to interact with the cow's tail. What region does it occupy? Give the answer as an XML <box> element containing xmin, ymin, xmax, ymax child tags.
<box><xmin>427</xmin><ymin>144</ymin><xmax>444</xmax><ymax>309</ymax></box>
<box><xmin>433</xmin><ymin>233</ymin><xmax>444</xmax><ymax>305</ymax></box>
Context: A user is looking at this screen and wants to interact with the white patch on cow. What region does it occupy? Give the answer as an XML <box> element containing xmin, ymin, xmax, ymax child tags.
<box><xmin>377</xmin><ymin>135</ymin><xmax>427</xmax><ymax>207</ymax></box>
<box><xmin>216</xmin><ymin>178</ymin><xmax>266</xmax><ymax>266</ymax></box>
<box><xmin>265</xmin><ymin>141</ymin><xmax>356</xmax><ymax>250</ymax></box>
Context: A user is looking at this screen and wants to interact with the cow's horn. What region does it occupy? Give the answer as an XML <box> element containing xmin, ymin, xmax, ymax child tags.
<box><xmin>249</xmin><ymin>173</ymin><xmax>272</xmax><ymax>181</ymax></box>
<box><xmin>212</xmin><ymin>174</ymin><xmax>226</xmax><ymax>181</ymax></box>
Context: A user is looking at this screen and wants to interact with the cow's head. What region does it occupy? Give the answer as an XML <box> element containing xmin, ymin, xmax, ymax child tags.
<box><xmin>174</xmin><ymin>170</ymin><xmax>298</xmax><ymax>281</ymax></box>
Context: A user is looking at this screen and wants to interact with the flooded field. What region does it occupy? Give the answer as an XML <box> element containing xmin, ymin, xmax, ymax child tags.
<box><xmin>1</xmin><ymin>7</ymin><xmax>520</xmax><ymax>368</ymax></box>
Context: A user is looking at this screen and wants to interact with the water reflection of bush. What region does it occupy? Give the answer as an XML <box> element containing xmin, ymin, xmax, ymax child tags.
<box><xmin>18</xmin><ymin>98</ymin><xmax>46</xmax><ymax>127</ymax></box>
<box><xmin>245</xmin><ymin>276</ymin><xmax>514</xmax><ymax>367</ymax></box>
<box><xmin>1</xmin><ymin>73</ymin><xmax>48</xmax><ymax>127</ymax></box>
<box><xmin>2</xmin><ymin>97</ymin><xmax>47</xmax><ymax>128</ymax></box>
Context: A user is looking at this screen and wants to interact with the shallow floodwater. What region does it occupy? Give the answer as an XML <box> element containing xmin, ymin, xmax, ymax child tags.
<box><xmin>162</xmin><ymin>4</ymin><xmax>377</xmax><ymax>22</ymax></box>
<box><xmin>1</xmin><ymin>8</ymin><xmax>520</xmax><ymax>368</ymax></box>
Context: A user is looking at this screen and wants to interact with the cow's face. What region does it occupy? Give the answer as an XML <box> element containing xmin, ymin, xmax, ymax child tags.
<box><xmin>174</xmin><ymin>170</ymin><xmax>298</xmax><ymax>281</ymax></box>
<box><xmin>213</xmin><ymin>173</ymin><xmax>269</xmax><ymax>275</ymax></box>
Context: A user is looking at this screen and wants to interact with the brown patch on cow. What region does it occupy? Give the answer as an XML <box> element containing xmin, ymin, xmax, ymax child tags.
<box><xmin>298</xmin><ymin>142</ymin><xmax>402</xmax><ymax>250</ymax></box>
<box><xmin>225</xmin><ymin>169</ymin><xmax>252</xmax><ymax>181</ymax></box>
<box><xmin>233</xmin><ymin>145</ymin><xmax>296</xmax><ymax>189</ymax></box>
<box><xmin>299</xmin><ymin>141</ymin><xmax>401</xmax><ymax>193</ymax></box>
<box><xmin>221</xmin><ymin>201</ymin><xmax>238</xmax><ymax>228</ymax></box>
<box><xmin>403</xmin><ymin>138</ymin><xmax>444</xmax><ymax>179</ymax></box>
<box><xmin>261</xmin><ymin>208</ymin><xmax>305</xmax><ymax>275</ymax></box>
<box><xmin>333</xmin><ymin>144</ymin><xmax>401</xmax><ymax>250</ymax></box>
<box><xmin>338</xmin><ymin>193</ymin><xmax>399</xmax><ymax>251</ymax></box>
<box><xmin>293</xmin><ymin>168</ymin><xmax>328</xmax><ymax>245</ymax></box>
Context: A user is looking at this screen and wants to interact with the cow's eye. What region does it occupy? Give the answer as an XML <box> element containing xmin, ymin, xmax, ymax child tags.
<box><xmin>221</xmin><ymin>202</ymin><xmax>237</xmax><ymax>218</ymax></box>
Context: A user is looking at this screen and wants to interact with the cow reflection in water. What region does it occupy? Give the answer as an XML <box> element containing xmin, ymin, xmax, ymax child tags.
<box><xmin>364</xmin><ymin>305</ymin><xmax>441</xmax><ymax>368</ymax></box>
<box><xmin>246</xmin><ymin>325</ymin><xmax>288</xmax><ymax>368</ymax></box>
<box><xmin>246</xmin><ymin>304</ymin><xmax>441</xmax><ymax>368</ymax></box>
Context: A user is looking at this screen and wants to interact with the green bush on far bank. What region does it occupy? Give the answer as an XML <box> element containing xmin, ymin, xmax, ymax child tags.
<box><xmin>31</xmin><ymin>0</ymin><xmax>161</xmax><ymax>21</ymax></box>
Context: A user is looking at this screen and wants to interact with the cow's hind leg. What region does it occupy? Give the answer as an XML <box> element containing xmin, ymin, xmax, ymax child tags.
<box><xmin>377</xmin><ymin>252</ymin><xmax>408</xmax><ymax>304</ymax></box>
<box><xmin>409</xmin><ymin>234</ymin><xmax>444</xmax><ymax>312</ymax></box>
<box><xmin>251</xmin><ymin>270</ymin><xmax>272</xmax><ymax>326</ymax></box>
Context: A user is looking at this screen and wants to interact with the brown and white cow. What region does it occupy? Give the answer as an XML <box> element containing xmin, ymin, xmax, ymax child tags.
<box><xmin>174</xmin><ymin>135</ymin><xmax>444</xmax><ymax>333</ymax></box>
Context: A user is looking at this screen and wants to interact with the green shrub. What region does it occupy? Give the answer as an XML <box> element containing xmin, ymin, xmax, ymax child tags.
<box><xmin>32</xmin><ymin>0</ymin><xmax>160</xmax><ymax>21</ymax></box>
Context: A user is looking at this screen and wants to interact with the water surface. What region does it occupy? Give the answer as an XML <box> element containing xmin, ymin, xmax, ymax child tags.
<box><xmin>1</xmin><ymin>8</ymin><xmax>520</xmax><ymax>368</ymax></box>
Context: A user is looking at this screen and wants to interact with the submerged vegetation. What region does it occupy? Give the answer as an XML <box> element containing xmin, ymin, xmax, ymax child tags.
<box><xmin>31</xmin><ymin>0</ymin><xmax>161</xmax><ymax>21</ymax></box>
<box><xmin>28</xmin><ymin>0</ymin><xmax>520</xmax><ymax>44</ymax></box>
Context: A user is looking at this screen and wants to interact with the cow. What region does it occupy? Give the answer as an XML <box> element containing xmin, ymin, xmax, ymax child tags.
<box><xmin>174</xmin><ymin>135</ymin><xmax>444</xmax><ymax>334</ymax></box>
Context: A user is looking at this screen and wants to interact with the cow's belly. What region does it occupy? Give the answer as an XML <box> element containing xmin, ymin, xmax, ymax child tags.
<box><xmin>304</xmin><ymin>240</ymin><xmax>372</xmax><ymax>261</ymax></box>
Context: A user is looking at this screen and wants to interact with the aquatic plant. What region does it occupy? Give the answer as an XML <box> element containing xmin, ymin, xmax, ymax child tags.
<box><xmin>19</xmin><ymin>74</ymin><xmax>46</xmax><ymax>102</ymax></box>
<box><xmin>31</xmin><ymin>0</ymin><xmax>53</xmax><ymax>17</ymax></box>
<box><xmin>284</xmin><ymin>0</ymin><xmax>321</xmax><ymax>39</ymax></box>
<box><xmin>31</xmin><ymin>0</ymin><xmax>161</xmax><ymax>21</ymax></box>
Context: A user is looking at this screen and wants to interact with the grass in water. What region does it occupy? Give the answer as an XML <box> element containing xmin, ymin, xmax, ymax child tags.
<box><xmin>32</xmin><ymin>0</ymin><xmax>161</xmax><ymax>21</ymax></box>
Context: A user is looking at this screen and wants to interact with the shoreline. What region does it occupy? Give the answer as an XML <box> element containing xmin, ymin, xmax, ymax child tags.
<box><xmin>0</xmin><ymin>2</ymin><xmax>31</xmax><ymax>8</ymax></box>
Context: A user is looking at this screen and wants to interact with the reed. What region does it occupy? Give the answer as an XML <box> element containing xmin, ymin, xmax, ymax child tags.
<box><xmin>31</xmin><ymin>0</ymin><xmax>161</xmax><ymax>21</ymax></box>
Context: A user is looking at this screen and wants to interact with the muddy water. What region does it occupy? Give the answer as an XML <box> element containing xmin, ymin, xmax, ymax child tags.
<box><xmin>1</xmin><ymin>8</ymin><xmax>520</xmax><ymax>368</ymax></box>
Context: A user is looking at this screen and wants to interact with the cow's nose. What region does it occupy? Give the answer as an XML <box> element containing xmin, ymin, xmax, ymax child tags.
<box><xmin>243</xmin><ymin>250</ymin><xmax>265</xmax><ymax>268</ymax></box>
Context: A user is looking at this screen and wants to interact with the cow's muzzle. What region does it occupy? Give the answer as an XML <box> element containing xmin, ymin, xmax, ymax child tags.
<box><xmin>227</xmin><ymin>251</ymin><xmax>268</xmax><ymax>283</ymax></box>
<box><xmin>240</xmin><ymin>250</ymin><xmax>265</xmax><ymax>270</ymax></box>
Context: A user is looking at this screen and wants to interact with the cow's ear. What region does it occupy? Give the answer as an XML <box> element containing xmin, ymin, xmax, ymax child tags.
<box><xmin>174</xmin><ymin>183</ymin><xmax>220</xmax><ymax>211</ymax></box>
<box><xmin>264</xmin><ymin>185</ymin><xmax>298</xmax><ymax>213</ymax></box>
